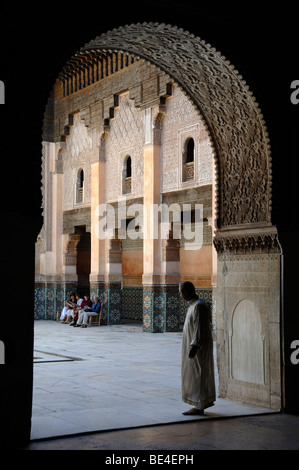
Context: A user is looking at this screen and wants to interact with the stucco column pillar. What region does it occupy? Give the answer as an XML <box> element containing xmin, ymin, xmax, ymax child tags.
<box><xmin>90</xmin><ymin>159</ymin><xmax>106</xmax><ymax>285</ymax></box>
<box><xmin>35</xmin><ymin>142</ymin><xmax>52</xmax><ymax>319</ymax></box>
<box><xmin>142</xmin><ymin>107</ymin><xmax>162</xmax><ymax>332</ymax></box>
<box><xmin>50</xmin><ymin>146</ymin><xmax>66</xmax><ymax>317</ymax></box>
<box><xmin>142</xmin><ymin>109</ymin><xmax>162</xmax><ymax>286</ymax></box>
<box><xmin>89</xmin><ymin>146</ymin><xmax>107</xmax><ymax>320</ymax></box>
<box><xmin>142</xmin><ymin>105</ymin><xmax>180</xmax><ymax>332</ymax></box>
<box><xmin>210</xmin><ymin>158</ymin><xmax>217</xmax><ymax>336</ymax></box>
<box><xmin>35</xmin><ymin>142</ymin><xmax>67</xmax><ymax>319</ymax></box>
<box><xmin>62</xmin><ymin>233</ymin><xmax>80</xmax><ymax>281</ymax></box>
<box><xmin>105</xmin><ymin>230</ymin><xmax>123</xmax><ymax>324</ymax></box>
<box><xmin>89</xmin><ymin>130</ymin><xmax>122</xmax><ymax>325</ymax></box>
<box><xmin>51</xmin><ymin>147</ymin><xmax>64</xmax><ymax>276</ymax></box>
<box><xmin>161</xmin><ymin>229</ymin><xmax>181</xmax><ymax>331</ymax></box>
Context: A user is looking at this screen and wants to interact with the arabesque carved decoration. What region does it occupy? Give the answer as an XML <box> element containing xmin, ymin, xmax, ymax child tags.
<box><xmin>76</xmin><ymin>22</ymin><xmax>272</xmax><ymax>229</ymax></box>
<box><xmin>64</xmin><ymin>233</ymin><xmax>80</xmax><ymax>265</ymax></box>
<box><xmin>213</xmin><ymin>231</ymin><xmax>280</xmax><ymax>255</ymax></box>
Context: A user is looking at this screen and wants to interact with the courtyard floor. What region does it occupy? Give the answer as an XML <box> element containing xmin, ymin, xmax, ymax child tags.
<box><xmin>31</xmin><ymin>320</ymin><xmax>277</xmax><ymax>441</ymax></box>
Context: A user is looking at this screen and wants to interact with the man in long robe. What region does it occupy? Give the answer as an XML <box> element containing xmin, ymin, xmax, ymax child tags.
<box><xmin>180</xmin><ymin>281</ymin><xmax>216</xmax><ymax>415</ymax></box>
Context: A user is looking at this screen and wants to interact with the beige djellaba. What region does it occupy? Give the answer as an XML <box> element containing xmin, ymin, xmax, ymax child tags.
<box><xmin>181</xmin><ymin>298</ymin><xmax>216</xmax><ymax>409</ymax></box>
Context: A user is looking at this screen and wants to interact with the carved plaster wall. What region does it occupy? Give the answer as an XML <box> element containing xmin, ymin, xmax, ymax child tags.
<box><xmin>63</xmin><ymin>113</ymin><xmax>93</xmax><ymax>210</ymax></box>
<box><xmin>216</xmin><ymin>249</ymin><xmax>281</xmax><ymax>409</ymax></box>
<box><xmin>161</xmin><ymin>84</ymin><xmax>213</xmax><ymax>192</ymax></box>
<box><xmin>106</xmin><ymin>92</ymin><xmax>144</xmax><ymax>202</ymax></box>
<box><xmin>80</xmin><ymin>22</ymin><xmax>272</xmax><ymax>229</ymax></box>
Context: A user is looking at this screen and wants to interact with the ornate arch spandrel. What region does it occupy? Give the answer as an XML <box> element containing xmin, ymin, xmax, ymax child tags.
<box><xmin>78</xmin><ymin>22</ymin><xmax>272</xmax><ymax>230</ymax></box>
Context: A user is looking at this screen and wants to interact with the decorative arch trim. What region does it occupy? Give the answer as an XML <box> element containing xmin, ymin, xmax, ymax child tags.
<box><xmin>74</xmin><ymin>22</ymin><xmax>272</xmax><ymax>230</ymax></box>
<box><xmin>44</xmin><ymin>22</ymin><xmax>273</xmax><ymax>232</ymax></box>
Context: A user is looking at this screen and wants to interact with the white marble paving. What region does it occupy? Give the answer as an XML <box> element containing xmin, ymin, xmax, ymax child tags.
<box><xmin>31</xmin><ymin>321</ymin><xmax>277</xmax><ymax>440</ymax></box>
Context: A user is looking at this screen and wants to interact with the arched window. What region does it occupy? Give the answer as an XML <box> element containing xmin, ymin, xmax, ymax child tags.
<box><xmin>123</xmin><ymin>155</ymin><xmax>132</xmax><ymax>194</ymax></box>
<box><xmin>126</xmin><ymin>156</ymin><xmax>132</xmax><ymax>178</ymax></box>
<box><xmin>183</xmin><ymin>138</ymin><xmax>195</xmax><ymax>181</ymax></box>
<box><xmin>186</xmin><ymin>138</ymin><xmax>194</xmax><ymax>163</ymax></box>
<box><xmin>76</xmin><ymin>169</ymin><xmax>84</xmax><ymax>203</ymax></box>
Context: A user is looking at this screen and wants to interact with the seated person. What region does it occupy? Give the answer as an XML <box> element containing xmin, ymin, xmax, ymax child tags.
<box><xmin>69</xmin><ymin>293</ymin><xmax>84</xmax><ymax>326</ymax></box>
<box><xmin>81</xmin><ymin>294</ymin><xmax>92</xmax><ymax>311</ymax></box>
<box><xmin>74</xmin><ymin>296</ymin><xmax>101</xmax><ymax>328</ymax></box>
<box><xmin>60</xmin><ymin>293</ymin><xmax>76</xmax><ymax>323</ymax></box>
<box><xmin>71</xmin><ymin>294</ymin><xmax>92</xmax><ymax>326</ymax></box>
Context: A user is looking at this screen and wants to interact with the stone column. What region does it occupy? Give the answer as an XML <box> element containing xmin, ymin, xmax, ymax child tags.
<box><xmin>35</xmin><ymin>142</ymin><xmax>53</xmax><ymax>318</ymax></box>
<box><xmin>51</xmin><ymin>146</ymin><xmax>65</xmax><ymax>315</ymax></box>
<box><xmin>142</xmin><ymin>107</ymin><xmax>162</xmax><ymax>332</ymax></box>
<box><xmin>142</xmin><ymin>105</ymin><xmax>180</xmax><ymax>332</ymax></box>
<box><xmin>105</xmin><ymin>231</ymin><xmax>123</xmax><ymax>324</ymax></box>
<box><xmin>142</xmin><ymin>109</ymin><xmax>162</xmax><ymax>286</ymax></box>
<box><xmin>90</xmin><ymin>136</ymin><xmax>106</xmax><ymax>282</ymax></box>
<box><xmin>89</xmin><ymin>135</ymin><xmax>107</xmax><ymax>319</ymax></box>
<box><xmin>35</xmin><ymin>142</ymin><xmax>67</xmax><ymax>319</ymax></box>
<box><xmin>161</xmin><ymin>229</ymin><xmax>181</xmax><ymax>331</ymax></box>
<box><xmin>210</xmin><ymin>158</ymin><xmax>217</xmax><ymax>336</ymax></box>
<box><xmin>89</xmin><ymin>129</ymin><xmax>123</xmax><ymax>324</ymax></box>
<box><xmin>62</xmin><ymin>233</ymin><xmax>80</xmax><ymax>282</ymax></box>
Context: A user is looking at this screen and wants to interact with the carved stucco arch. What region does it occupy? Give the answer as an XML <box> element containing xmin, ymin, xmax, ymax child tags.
<box><xmin>76</xmin><ymin>22</ymin><xmax>272</xmax><ymax>231</ymax></box>
<box><xmin>39</xmin><ymin>23</ymin><xmax>282</xmax><ymax>409</ymax></box>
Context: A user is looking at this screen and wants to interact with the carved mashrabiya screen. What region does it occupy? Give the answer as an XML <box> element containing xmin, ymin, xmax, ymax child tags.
<box><xmin>77</xmin><ymin>22</ymin><xmax>272</xmax><ymax>230</ymax></box>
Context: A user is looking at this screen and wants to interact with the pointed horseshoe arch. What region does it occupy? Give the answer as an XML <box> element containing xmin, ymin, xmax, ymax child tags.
<box><xmin>42</xmin><ymin>23</ymin><xmax>282</xmax><ymax>409</ymax></box>
<box><xmin>74</xmin><ymin>22</ymin><xmax>272</xmax><ymax>230</ymax></box>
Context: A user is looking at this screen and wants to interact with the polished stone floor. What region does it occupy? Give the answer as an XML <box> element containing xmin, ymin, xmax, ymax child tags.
<box><xmin>24</xmin><ymin>413</ymin><xmax>299</xmax><ymax>450</ymax></box>
<box><xmin>22</xmin><ymin>320</ymin><xmax>298</xmax><ymax>450</ymax></box>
